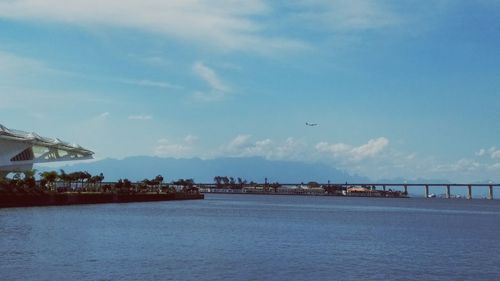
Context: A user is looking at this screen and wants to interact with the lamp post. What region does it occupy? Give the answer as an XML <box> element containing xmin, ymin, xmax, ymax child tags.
<box><xmin>488</xmin><ymin>181</ymin><xmax>494</xmax><ymax>200</ymax></box>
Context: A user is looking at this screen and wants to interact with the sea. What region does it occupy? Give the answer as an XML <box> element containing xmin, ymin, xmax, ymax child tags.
<box><xmin>1</xmin><ymin>194</ymin><xmax>500</xmax><ymax>281</ymax></box>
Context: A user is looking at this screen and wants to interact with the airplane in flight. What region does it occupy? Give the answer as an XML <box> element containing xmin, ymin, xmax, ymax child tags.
<box><xmin>305</xmin><ymin>122</ymin><xmax>319</xmax><ymax>127</ymax></box>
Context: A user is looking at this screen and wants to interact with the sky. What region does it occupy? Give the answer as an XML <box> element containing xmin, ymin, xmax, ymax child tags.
<box><xmin>1</xmin><ymin>0</ymin><xmax>500</xmax><ymax>182</ymax></box>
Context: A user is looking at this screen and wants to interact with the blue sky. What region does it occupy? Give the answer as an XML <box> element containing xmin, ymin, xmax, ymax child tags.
<box><xmin>1</xmin><ymin>0</ymin><xmax>500</xmax><ymax>182</ymax></box>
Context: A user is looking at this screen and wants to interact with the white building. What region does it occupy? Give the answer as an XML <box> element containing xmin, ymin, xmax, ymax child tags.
<box><xmin>0</xmin><ymin>124</ymin><xmax>94</xmax><ymax>177</ymax></box>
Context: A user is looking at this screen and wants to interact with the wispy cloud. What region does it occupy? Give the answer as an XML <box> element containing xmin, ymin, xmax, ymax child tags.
<box><xmin>0</xmin><ymin>0</ymin><xmax>306</xmax><ymax>53</ymax></box>
<box><xmin>490</xmin><ymin>163</ymin><xmax>500</xmax><ymax>171</ymax></box>
<box><xmin>436</xmin><ymin>159</ymin><xmax>474</xmax><ymax>172</ymax></box>
<box><xmin>192</xmin><ymin>61</ymin><xmax>230</xmax><ymax>101</ymax></box>
<box><xmin>0</xmin><ymin>51</ymin><xmax>44</xmax><ymax>74</ymax></box>
<box><xmin>193</xmin><ymin>62</ymin><xmax>229</xmax><ymax>92</ymax></box>
<box><xmin>128</xmin><ymin>115</ymin><xmax>152</xmax><ymax>120</ymax></box>
<box><xmin>280</xmin><ymin>0</ymin><xmax>402</xmax><ymax>35</ymax></box>
<box><xmin>117</xmin><ymin>79</ymin><xmax>183</xmax><ymax>90</ymax></box>
<box><xmin>99</xmin><ymin>112</ymin><xmax>110</xmax><ymax>119</ymax></box>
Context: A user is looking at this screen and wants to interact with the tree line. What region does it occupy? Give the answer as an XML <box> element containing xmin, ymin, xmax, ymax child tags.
<box><xmin>0</xmin><ymin>170</ymin><xmax>198</xmax><ymax>194</ymax></box>
<box><xmin>213</xmin><ymin>176</ymin><xmax>282</xmax><ymax>190</ymax></box>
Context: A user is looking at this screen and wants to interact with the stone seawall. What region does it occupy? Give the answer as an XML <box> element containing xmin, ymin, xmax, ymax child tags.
<box><xmin>0</xmin><ymin>192</ymin><xmax>204</xmax><ymax>208</ymax></box>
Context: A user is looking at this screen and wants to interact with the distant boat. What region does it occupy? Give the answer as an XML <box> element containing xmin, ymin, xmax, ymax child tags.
<box><xmin>428</xmin><ymin>193</ymin><xmax>436</xmax><ymax>198</ymax></box>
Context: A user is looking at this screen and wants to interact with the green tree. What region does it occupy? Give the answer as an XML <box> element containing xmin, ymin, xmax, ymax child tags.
<box><xmin>40</xmin><ymin>171</ymin><xmax>58</xmax><ymax>190</ymax></box>
<box><xmin>155</xmin><ymin>175</ymin><xmax>164</xmax><ymax>189</ymax></box>
<box><xmin>58</xmin><ymin>169</ymin><xmax>68</xmax><ymax>188</ymax></box>
<box><xmin>98</xmin><ymin>173</ymin><xmax>104</xmax><ymax>190</ymax></box>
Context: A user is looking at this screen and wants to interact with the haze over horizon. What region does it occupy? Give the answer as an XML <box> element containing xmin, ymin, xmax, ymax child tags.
<box><xmin>2</xmin><ymin>1</ymin><xmax>500</xmax><ymax>183</ymax></box>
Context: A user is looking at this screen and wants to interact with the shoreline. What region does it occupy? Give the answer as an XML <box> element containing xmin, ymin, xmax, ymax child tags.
<box><xmin>0</xmin><ymin>192</ymin><xmax>204</xmax><ymax>208</ymax></box>
<box><xmin>201</xmin><ymin>190</ymin><xmax>408</xmax><ymax>198</ymax></box>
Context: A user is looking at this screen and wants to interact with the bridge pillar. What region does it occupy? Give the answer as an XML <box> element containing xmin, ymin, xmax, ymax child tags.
<box><xmin>383</xmin><ymin>185</ymin><xmax>386</xmax><ymax>191</ymax></box>
<box><xmin>446</xmin><ymin>185</ymin><xmax>451</xmax><ymax>199</ymax></box>
<box><xmin>488</xmin><ymin>185</ymin><xmax>494</xmax><ymax>200</ymax></box>
<box><xmin>467</xmin><ymin>185</ymin><xmax>472</xmax><ymax>200</ymax></box>
<box><xmin>425</xmin><ymin>185</ymin><xmax>429</xmax><ymax>198</ymax></box>
<box><xmin>404</xmin><ymin>185</ymin><xmax>408</xmax><ymax>194</ymax></box>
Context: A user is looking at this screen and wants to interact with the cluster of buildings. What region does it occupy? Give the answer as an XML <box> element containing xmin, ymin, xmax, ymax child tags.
<box><xmin>198</xmin><ymin>184</ymin><xmax>407</xmax><ymax>197</ymax></box>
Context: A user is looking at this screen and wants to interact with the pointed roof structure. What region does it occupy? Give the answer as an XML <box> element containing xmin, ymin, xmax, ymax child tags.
<box><xmin>0</xmin><ymin>124</ymin><xmax>94</xmax><ymax>174</ymax></box>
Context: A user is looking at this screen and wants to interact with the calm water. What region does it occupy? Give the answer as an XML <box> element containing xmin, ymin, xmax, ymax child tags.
<box><xmin>1</xmin><ymin>194</ymin><xmax>500</xmax><ymax>281</ymax></box>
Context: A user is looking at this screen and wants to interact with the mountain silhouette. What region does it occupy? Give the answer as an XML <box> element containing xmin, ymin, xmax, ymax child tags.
<box><xmin>41</xmin><ymin>156</ymin><xmax>367</xmax><ymax>183</ymax></box>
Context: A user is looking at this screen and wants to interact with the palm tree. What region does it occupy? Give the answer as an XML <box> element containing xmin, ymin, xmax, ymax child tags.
<box><xmin>98</xmin><ymin>173</ymin><xmax>104</xmax><ymax>191</ymax></box>
<box><xmin>89</xmin><ymin>175</ymin><xmax>100</xmax><ymax>191</ymax></box>
<box><xmin>58</xmin><ymin>169</ymin><xmax>68</xmax><ymax>188</ymax></box>
<box><xmin>83</xmin><ymin>171</ymin><xmax>92</xmax><ymax>190</ymax></box>
<box><xmin>68</xmin><ymin>172</ymin><xmax>81</xmax><ymax>190</ymax></box>
<box><xmin>155</xmin><ymin>175</ymin><xmax>164</xmax><ymax>190</ymax></box>
<box><xmin>87</xmin><ymin>173</ymin><xmax>105</xmax><ymax>192</ymax></box>
<box><xmin>23</xmin><ymin>169</ymin><xmax>37</xmax><ymax>189</ymax></box>
<box><xmin>123</xmin><ymin>179</ymin><xmax>132</xmax><ymax>192</ymax></box>
<box><xmin>40</xmin><ymin>171</ymin><xmax>58</xmax><ymax>191</ymax></box>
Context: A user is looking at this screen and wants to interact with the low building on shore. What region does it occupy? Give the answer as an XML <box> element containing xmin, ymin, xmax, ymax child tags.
<box><xmin>344</xmin><ymin>186</ymin><xmax>381</xmax><ymax>197</ymax></box>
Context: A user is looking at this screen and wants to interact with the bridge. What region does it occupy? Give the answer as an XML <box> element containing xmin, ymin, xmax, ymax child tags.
<box><xmin>341</xmin><ymin>183</ymin><xmax>499</xmax><ymax>200</ymax></box>
<box><xmin>196</xmin><ymin>183</ymin><xmax>499</xmax><ymax>199</ymax></box>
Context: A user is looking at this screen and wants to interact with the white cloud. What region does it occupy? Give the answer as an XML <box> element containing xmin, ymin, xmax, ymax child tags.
<box><xmin>154</xmin><ymin>135</ymin><xmax>197</xmax><ymax>158</ymax></box>
<box><xmin>225</xmin><ymin>134</ymin><xmax>253</xmax><ymax>152</ymax></box>
<box><xmin>193</xmin><ymin>61</ymin><xmax>229</xmax><ymax>92</ymax></box>
<box><xmin>316</xmin><ymin>137</ymin><xmax>389</xmax><ymax>161</ymax></box>
<box><xmin>183</xmin><ymin>135</ymin><xmax>199</xmax><ymax>145</ymax></box>
<box><xmin>0</xmin><ymin>0</ymin><xmax>305</xmax><ymax>53</ymax></box>
<box><xmin>489</xmin><ymin>147</ymin><xmax>500</xmax><ymax>159</ymax></box>
<box><xmin>490</xmin><ymin>163</ymin><xmax>500</xmax><ymax>171</ymax></box>
<box><xmin>406</xmin><ymin>153</ymin><xmax>416</xmax><ymax>160</ymax></box>
<box><xmin>128</xmin><ymin>114</ymin><xmax>152</xmax><ymax>120</ymax></box>
<box><xmin>118</xmin><ymin>79</ymin><xmax>183</xmax><ymax>90</ymax></box>
<box><xmin>433</xmin><ymin>158</ymin><xmax>482</xmax><ymax>173</ymax></box>
<box><xmin>214</xmin><ymin>135</ymin><xmax>500</xmax><ymax>182</ymax></box>
<box><xmin>99</xmin><ymin>112</ymin><xmax>110</xmax><ymax>118</ymax></box>
<box><xmin>476</xmin><ymin>148</ymin><xmax>486</xmax><ymax>156</ymax></box>
<box><xmin>219</xmin><ymin>135</ymin><xmax>308</xmax><ymax>161</ymax></box>
<box><xmin>221</xmin><ymin>135</ymin><xmax>390</xmax><ymax>164</ymax></box>
<box><xmin>0</xmin><ymin>51</ymin><xmax>44</xmax><ymax>74</ymax></box>
<box><xmin>192</xmin><ymin>61</ymin><xmax>230</xmax><ymax>101</ymax></box>
<box><xmin>288</xmin><ymin>0</ymin><xmax>400</xmax><ymax>31</ymax></box>
<box><xmin>155</xmin><ymin>142</ymin><xmax>191</xmax><ymax>158</ymax></box>
<box><xmin>274</xmin><ymin>137</ymin><xmax>308</xmax><ymax>159</ymax></box>
<box><xmin>477</xmin><ymin>147</ymin><xmax>500</xmax><ymax>159</ymax></box>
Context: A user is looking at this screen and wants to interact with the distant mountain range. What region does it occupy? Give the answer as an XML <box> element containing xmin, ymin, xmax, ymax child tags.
<box><xmin>35</xmin><ymin>156</ymin><xmax>497</xmax><ymax>197</ymax></box>
<box><xmin>39</xmin><ymin>156</ymin><xmax>369</xmax><ymax>183</ymax></box>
